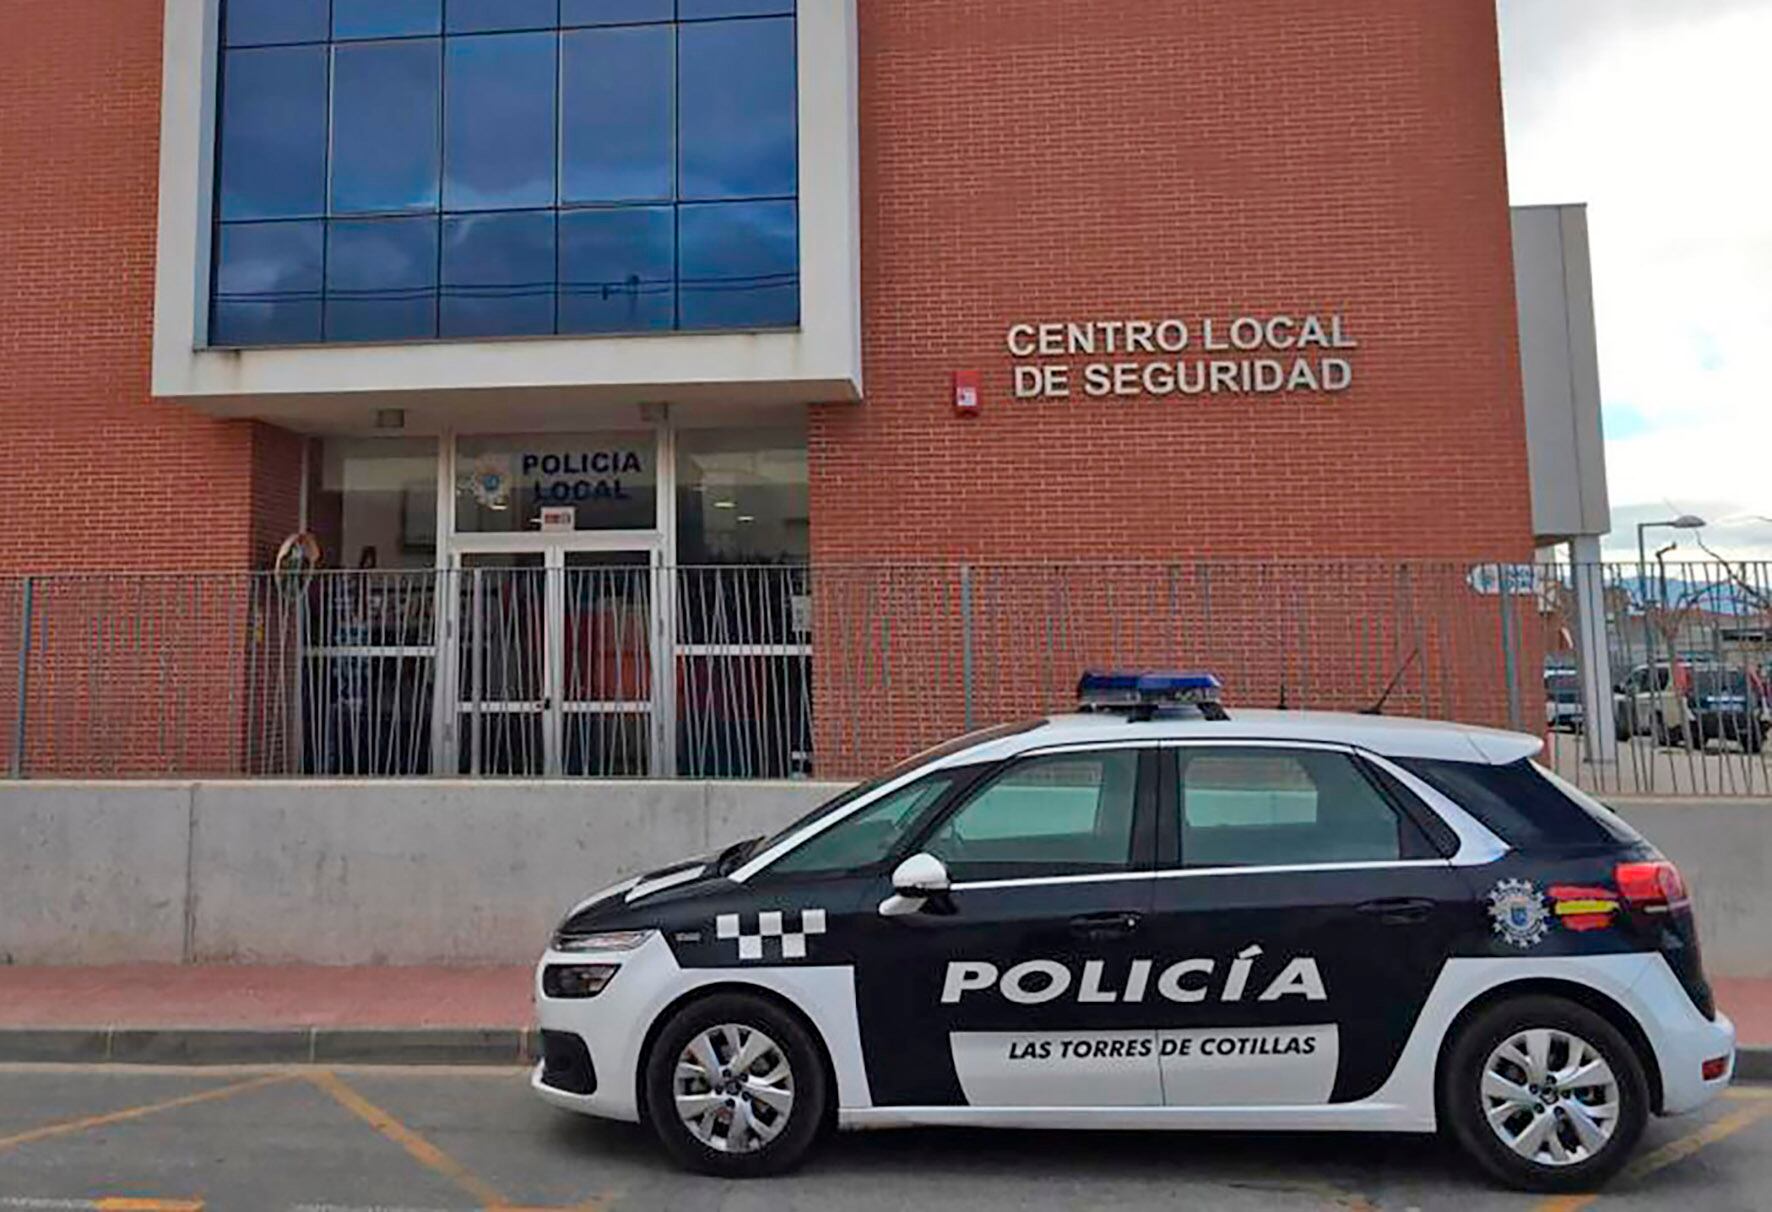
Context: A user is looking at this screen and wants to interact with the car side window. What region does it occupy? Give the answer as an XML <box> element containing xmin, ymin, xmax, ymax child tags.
<box><xmin>768</xmin><ymin>773</ymin><xmax>959</xmax><ymax>877</ymax></box>
<box><xmin>921</xmin><ymin>749</ymin><xmax>1140</xmax><ymax>883</ymax></box>
<box><xmin>1175</xmin><ymin>748</ymin><xmax>1407</xmax><ymax>868</ymax></box>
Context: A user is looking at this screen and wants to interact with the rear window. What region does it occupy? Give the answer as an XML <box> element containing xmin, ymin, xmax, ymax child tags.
<box><xmin>1395</xmin><ymin>757</ymin><xmax>1645</xmax><ymax>850</ymax></box>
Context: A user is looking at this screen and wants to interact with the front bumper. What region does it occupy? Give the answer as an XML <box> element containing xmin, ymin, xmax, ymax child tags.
<box><xmin>531</xmin><ymin>935</ymin><xmax>682</xmax><ymax>1123</ymax></box>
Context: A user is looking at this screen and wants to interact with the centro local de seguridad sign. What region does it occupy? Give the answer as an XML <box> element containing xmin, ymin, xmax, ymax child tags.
<box><xmin>1005</xmin><ymin>315</ymin><xmax>1359</xmax><ymax>401</ymax></box>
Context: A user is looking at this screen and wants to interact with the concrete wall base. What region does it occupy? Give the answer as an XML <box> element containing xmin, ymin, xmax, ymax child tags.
<box><xmin>0</xmin><ymin>784</ymin><xmax>1766</xmax><ymax>976</ymax></box>
<box><xmin>0</xmin><ymin>781</ymin><xmax>840</xmax><ymax>966</ymax></box>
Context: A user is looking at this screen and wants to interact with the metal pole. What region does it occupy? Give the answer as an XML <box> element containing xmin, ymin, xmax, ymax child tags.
<box><xmin>11</xmin><ymin>577</ymin><xmax>34</xmax><ymax>778</ymax></box>
<box><xmin>1638</xmin><ymin>523</ymin><xmax>1658</xmax><ymax>696</ymax></box>
<box><xmin>1499</xmin><ymin>566</ymin><xmax>1522</xmax><ymax>732</ymax></box>
<box><xmin>960</xmin><ymin>564</ymin><xmax>975</xmax><ymax>731</ymax></box>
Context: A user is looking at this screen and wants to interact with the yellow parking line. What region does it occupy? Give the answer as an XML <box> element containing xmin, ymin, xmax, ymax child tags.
<box><xmin>0</xmin><ymin>1074</ymin><xmax>291</xmax><ymax>1154</ymax></box>
<box><xmin>94</xmin><ymin>1201</ymin><xmax>204</xmax><ymax>1211</ymax></box>
<box><xmin>305</xmin><ymin>1071</ymin><xmax>512</xmax><ymax>1211</ymax></box>
<box><xmin>1723</xmin><ymin>1085</ymin><xmax>1772</xmax><ymax>1101</ymax></box>
<box><xmin>1535</xmin><ymin>1099</ymin><xmax>1772</xmax><ymax>1212</ymax></box>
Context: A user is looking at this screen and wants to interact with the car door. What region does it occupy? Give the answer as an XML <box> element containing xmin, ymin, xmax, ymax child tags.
<box><xmin>843</xmin><ymin>745</ymin><xmax>1161</xmax><ymax>1109</ymax></box>
<box><xmin>1141</xmin><ymin>742</ymin><xmax>1474</xmax><ymax>1107</ymax></box>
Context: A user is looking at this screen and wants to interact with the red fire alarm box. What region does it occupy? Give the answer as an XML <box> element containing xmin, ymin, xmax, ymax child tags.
<box><xmin>953</xmin><ymin>370</ymin><xmax>981</xmax><ymax>416</ymax></box>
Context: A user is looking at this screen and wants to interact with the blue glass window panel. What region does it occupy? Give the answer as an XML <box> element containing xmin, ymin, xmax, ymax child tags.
<box><xmin>441</xmin><ymin>212</ymin><xmax>557</xmax><ymax>338</ymax></box>
<box><xmin>212</xmin><ymin>221</ymin><xmax>324</xmax><ymax>345</ymax></box>
<box><xmin>679</xmin><ymin>0</ymin><xmax>794</xmax><ymax>18</ymax></box>
<box><xmin>678</xmin><ymin>200</ymin><xmax>797</xmax><ymax>330</ymax></box>
<box><xmin>225</xmin><ymin>0</ymin><xmax>329</xmax><ymax>46</ymax></box>
<box><xmin>444</xmin><ymin>33</ymin><xmax>559</xmax><ymax>211</ymax></box>
<box><xmin>333</xmin><ymin>0</ymin><xmax>442</xmax><ymax>39</ymax></box>
<box><xmin>325</xmin><ymin>216</ymin><xmax>440</xmax><ymax>342</ymax></box>
<box><xmin>219</xmin><ymin>46</ymin><xmax>329</xmax><ymax>220</ymax></box>
<box><xmin>330</xmin><ymin>40</ymin><xmax>442</xmax><ymax>214</ymax></box>
<box><xmin>679</xmin><ymin>18</ymin><xmax>797</xmax><ymax>200</ymax></box>
<box><xmin>558</xmin><ymin>207</ymin><xmax>674</xmax><ymax>333</ymax></box>
<box><xmin>445</xmin><ymin>0</ymin><xmax>558</xmax><ymax>33</ymax></box>
<box><xmin>561</xmin><ymin>0</ymin><xmax>674</xmax><ymax>25</ymax></box>
<box><xmin>561</xmin><ymin>27</ymin><xmax>672</xmax><ymax>204</ymax></box>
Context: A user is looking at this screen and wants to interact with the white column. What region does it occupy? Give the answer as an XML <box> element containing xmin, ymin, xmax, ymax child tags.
<box><xmin>1570</xmin><ymin>535</ymin><xmax>1618</xmax><ymax>764</ymax></box>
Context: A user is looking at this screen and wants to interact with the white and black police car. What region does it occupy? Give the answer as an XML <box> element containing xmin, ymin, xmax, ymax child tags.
<box><xmin>532</xmin><ymin>672</ymin><xmax>1736</xmax><ymax>1191</ymax></box>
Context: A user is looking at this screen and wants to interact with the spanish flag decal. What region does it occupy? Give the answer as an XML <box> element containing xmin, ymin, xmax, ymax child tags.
<box><xmin>1548</xmin><ymin>885</ymin><xmax>1621</xmax><ymax>932</ymax></box>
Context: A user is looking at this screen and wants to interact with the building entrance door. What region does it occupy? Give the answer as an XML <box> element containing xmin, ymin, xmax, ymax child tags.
<box><xmin>447</xmin><ymin>542</ymin><xmax>666</xmax><ymax>776</ymax></box>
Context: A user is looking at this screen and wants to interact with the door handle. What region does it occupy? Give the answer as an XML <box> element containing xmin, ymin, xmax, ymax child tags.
<box><xmin>1356</xmin><ymin>897</ymin><xmax>1436</xmax><ymax>925</ymax></box>
<box><xmin>1068</xmin><ymin>912</ymin><xmax>1142</xmax><ymax>940</ymax></box>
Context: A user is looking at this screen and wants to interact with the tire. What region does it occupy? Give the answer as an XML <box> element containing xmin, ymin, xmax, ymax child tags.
<box><xmin>1652</xmin><ymin>715</ymin><xmax>1685</xmax><ymax>749</ymax></box>
<box><xmin>642</xmin><ymin>992</ymin><xmax>828</xmax><ymax>1178</ymax></box>
<box><xmin>1444</xmin><ymin>996</ymin><xmax>1650</xmax><ymax>1193</ymax></box>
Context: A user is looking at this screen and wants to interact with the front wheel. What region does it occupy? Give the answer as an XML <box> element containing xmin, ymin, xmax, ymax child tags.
<box><xmin>1444</xmin><ymin>996</ymin><xmax>1649</xmax><ymax>1192</ymax></box>
<box><xmin>643</xmin><ymin>992</ymin><xmax>828</xmax><ymax>1178</ymax></box>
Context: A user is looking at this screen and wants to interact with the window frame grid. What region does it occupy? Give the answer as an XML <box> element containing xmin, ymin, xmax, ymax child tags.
<box><xmin>209</xmin><ymin>0</ymin><xmax>798</xmax><ymax>348</ymax></box>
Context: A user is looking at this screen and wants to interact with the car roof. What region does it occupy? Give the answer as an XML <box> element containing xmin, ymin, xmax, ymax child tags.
<box><xmin>932</xmin><ymin>709</ymin><xmax>1543</xmax><ymax>768</ymax></box>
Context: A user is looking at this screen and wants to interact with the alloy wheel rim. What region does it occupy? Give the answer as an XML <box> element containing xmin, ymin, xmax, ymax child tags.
<box><xmin>1481</xmin><ymin>1027</ymin><xmax>1621</xmax><ymax>1167</ymax></box>
<box><xmin>673</xmin><ymin>1023</ymin><xmax>796</xmax><ymax>1153</ymax></box>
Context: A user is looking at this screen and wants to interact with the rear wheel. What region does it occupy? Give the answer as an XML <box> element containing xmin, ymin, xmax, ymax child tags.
<box><xmin>1653</xmin><ymin>715</ymin><xmax>1687</xmax><ymax>749</ymax></box>
<box><xmin>1444</xmin><ymin>996</ymin><xmax>1649</xmax><ymax>1192</ymax></box>
<box><xmin>643</xmin><ymin>992</ymin><xmax>828</xmax><ymax>1178</ymax></box>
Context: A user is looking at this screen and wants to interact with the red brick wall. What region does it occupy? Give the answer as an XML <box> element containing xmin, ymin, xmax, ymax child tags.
<box><xmin>0</xmin><ymin>1</ymin><xmax>302</xmax><ymax>775</ymax></box>
<box><xmin>0</xmin><ymin>0</ymin><xmax>299</xmax><ymax>576</ymax></box>
<box><xmin>806</xmin><ymin>0</ymin><xmax>1534</xmax><ymax>770</ymax></box>
<box><xmin>811</xmin><ymin>0</ymin><xmax>1531</xmax><ymax>564</ymax></box>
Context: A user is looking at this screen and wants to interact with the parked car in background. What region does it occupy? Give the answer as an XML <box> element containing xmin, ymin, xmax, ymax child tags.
<box><xmin>1545</xmin><ymin>668</ymin><xmax>1585</xmax><ymax>733</ymax></box>
<box><xmin>1614</xmin><ymin>661</ymin><xmax>1767</xmax><ymax>753</ymax></box>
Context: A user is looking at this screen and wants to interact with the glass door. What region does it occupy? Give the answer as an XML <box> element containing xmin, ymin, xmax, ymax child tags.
<box><xmin>455</xmin><ymin>552</ymin><xmax>550</xmax><ymax>776</ymax></box>
<box><xmin>448</xmin><ymin>545</ymin><xmax>662</xmax><ymax>776</ymax></box>
<box><xmin>562</xmin><ymin>551</ymin><xmax>657</xmax><ymax>777</ymax></box>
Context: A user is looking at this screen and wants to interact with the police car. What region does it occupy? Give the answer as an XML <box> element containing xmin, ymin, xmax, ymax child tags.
<box><xmin>532</xmin><ymin>672</ymin><xmax>1736</xmax><ymax>1192</ymax></box>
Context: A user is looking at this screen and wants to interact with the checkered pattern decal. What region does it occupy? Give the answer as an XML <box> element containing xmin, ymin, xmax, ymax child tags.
<box><xmin>716</xmin><ymin>908</ymin><xmax>828</xmax><ymax>962</ymax></box>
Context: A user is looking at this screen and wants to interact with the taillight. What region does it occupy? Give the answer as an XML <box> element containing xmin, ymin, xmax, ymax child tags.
<box><xmin>1615</xmin><ymin>860</ymin><xmax>1691</xmax><ymax>915</ymax></box>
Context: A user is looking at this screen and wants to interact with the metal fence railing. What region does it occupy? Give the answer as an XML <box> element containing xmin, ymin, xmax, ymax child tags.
<box><xmin>4</xmin><ymin>561</ymin><xmax>1772</xmax><ymax>794</ymax></box>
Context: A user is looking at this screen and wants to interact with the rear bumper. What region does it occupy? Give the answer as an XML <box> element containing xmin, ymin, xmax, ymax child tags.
<box><xmin>1631</xmin><ymin>955</ymin><xmax>1737</xmax><ymax>1115</ymax></box>
<box><xmin>1689</xmin><ymin>711</ymin><xmax>1763</xmax><ymax>740</ymax></box>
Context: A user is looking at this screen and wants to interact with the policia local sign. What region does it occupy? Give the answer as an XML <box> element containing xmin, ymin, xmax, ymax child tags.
<box><xmin>1005</xmin><ymin>314</ymin><xmax>1358</xmax><ymax>401</ymax></box>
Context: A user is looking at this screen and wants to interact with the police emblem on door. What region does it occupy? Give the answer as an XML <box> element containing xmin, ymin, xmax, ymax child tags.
<box><xmin>1487</xmin><ymin>879</ymin><xmax>1550</xmax><ymax>949</ymax></box>
<box><xmin>716</xmin><ymin>909</ymin><xmax>827</xmax><ymax>962</ymax></box>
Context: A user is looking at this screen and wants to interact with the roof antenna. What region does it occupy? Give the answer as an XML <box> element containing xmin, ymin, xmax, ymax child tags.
<box><xmin>1363</xmin><ymin>647</ymin><xmax>1421</xmax><ymax>716</ymax></box>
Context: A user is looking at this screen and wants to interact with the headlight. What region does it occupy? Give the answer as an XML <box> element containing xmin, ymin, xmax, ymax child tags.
<box><xmin>551</xmin><ymin>928</ymin><xmax>657</xmax><ymax>954</ymax></box>
<box><xmin>542</xmin><ymin>963</ymin><xmax>620</xmax><ymax>999</ymax></box>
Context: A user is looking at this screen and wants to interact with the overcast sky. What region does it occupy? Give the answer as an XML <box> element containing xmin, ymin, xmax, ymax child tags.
<box><xmin>1498</xmin><ymin>0</ymin><xmax>1772</xmax><ymax>561</ymax></box>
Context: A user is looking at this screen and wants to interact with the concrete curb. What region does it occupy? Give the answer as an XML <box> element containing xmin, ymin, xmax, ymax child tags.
<box><xmin>0</xmin><ymin>1027</ymin><xmax>537</xmax><ymax>1066</ymax></box>
<box><xmin>0</xmin><ymin>1027</ymin><xmax>1764</xmax><ymax>1080</ymax></box>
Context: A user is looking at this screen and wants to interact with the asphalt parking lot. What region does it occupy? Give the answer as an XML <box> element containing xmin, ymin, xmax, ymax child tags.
<box><xmin>0</xmin><ymin>1066</ymin><xmax>1768</xmax><ymax>1212</ymax></box>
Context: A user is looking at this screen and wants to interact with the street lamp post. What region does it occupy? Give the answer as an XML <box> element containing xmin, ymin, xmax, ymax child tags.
<box><xmin>1638</xmin><ymin>515</ymin><xmax>1706</xmax><ymax>681</ymax></box>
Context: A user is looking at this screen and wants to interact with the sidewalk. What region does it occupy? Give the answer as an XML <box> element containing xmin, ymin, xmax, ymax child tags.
<box><xmin>0</xmin><ymin>965</ymin><xmax>1766</xmax><ymax>1072</ymax></box>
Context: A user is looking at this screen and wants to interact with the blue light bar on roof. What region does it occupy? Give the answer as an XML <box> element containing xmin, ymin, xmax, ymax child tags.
<box><xmin>1077</xmin><ymin>670</ymin><xmax>1223</xmax><ymax>709</ymax></box>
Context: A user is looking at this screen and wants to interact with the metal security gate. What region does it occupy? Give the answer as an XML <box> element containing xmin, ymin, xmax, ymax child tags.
<box><xmin>441</xmin><ymin>540</ymin><xmax>669</xmax><ymax>777</ymax></box>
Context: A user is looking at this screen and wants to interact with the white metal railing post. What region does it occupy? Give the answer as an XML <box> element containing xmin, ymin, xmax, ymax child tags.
<box><xmin>1570</xmin><ymin>540</ymin><xmax>1618</xmax><ymax>764</ymax></box>
<box><xmin>10</xmin><ymin>576</ymin><xmax>34</xmax><ymax>778</ymax></box>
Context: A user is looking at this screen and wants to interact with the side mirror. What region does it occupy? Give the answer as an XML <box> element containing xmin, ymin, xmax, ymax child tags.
<box><xmin>880</xmin><ymin>853</ymin><xmax>951</xmax><ymax>917</ymax></box>
<box><xmin>892</xmin><ymin>852</ymin><xmax>950</xmax><ymax>896</ymax></box>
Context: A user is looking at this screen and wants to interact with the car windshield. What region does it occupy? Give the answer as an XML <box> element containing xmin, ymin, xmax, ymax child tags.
<box><xmin>742</xmin><ymin>719</ymin><xmax>1046</xmax><ymax>863</ymax></box>
<box><xmin>1546</xmin><ymin>673</ymin><xmax>1580</xmax><ymax>700</ymax></box>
